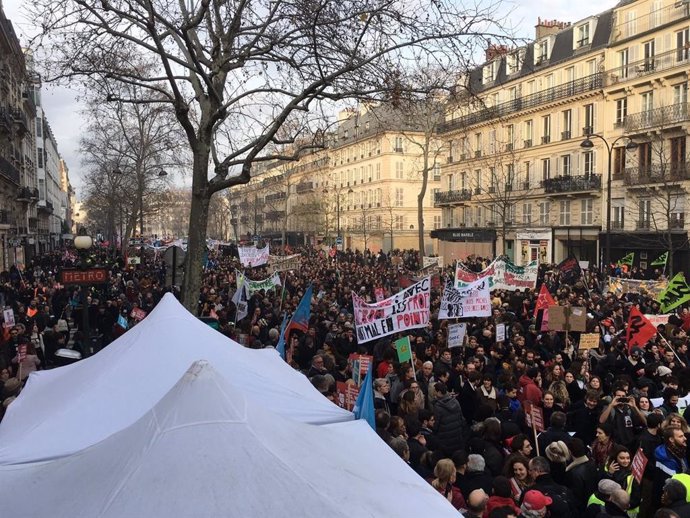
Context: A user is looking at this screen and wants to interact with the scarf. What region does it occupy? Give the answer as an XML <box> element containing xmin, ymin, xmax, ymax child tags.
<box><xmin>668</xmin><ymin>442</ymin><xmax>687</xmax><ymax>461</ymax></box>
<box><xmin>480</xmin><ymin>386</ymin><xmax>497</xmax><ymax>399</ymax></box>
<box><xmin>592</xmin><ymin>438</ymin><xmax>613</xmax><ymax>467</ymax></box>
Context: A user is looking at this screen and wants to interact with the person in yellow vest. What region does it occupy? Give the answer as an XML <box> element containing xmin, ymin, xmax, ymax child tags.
<box><xmin>604</xmin><ymin>446</ymin><xmax>641</xmax><ymax>518</ymax></box>
<box><xmin>586</xmin><ymin>479</ymin><xmax>622</xmax><ymax>518</ymax></box>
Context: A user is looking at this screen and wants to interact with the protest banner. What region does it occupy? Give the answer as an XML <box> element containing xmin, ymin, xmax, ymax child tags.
<box><xmin>631</xmin><ymin>449</ymin><xmax>648</xmax><ymax>484</ymax></box>
<box><xmin>447</xmin><ymin>323</ymin><xmax>467</xmax><ymax>348</ymax></box>
<box><xmin>335</xmin><ymin>382</ymin><xmax>360</xmax><ymax>411</ymax></box>
<box><xmin>126</xmin><ymin>256</ymin><xmax>141</xmax><ymax>265</ymax></box>
<box><xmin>439</xmin><ymin>279</ymin><xmax>491</xmax><ymax>319</ymax></box>
<box><xmin>626</xmin><ymin>307</ymin><xmax>658</xmax><ymax>352</ymax></box>
<box><xmin>352</xmin><ymin>277</ymin><xmax>431</xmax><ymax>343</ymax></box>
<box><xmin>245</xmin><ymin>272</ymin><xmax>282</xmax><ymax>294</ymax></box>
<box><xmin>455</xmin><ymin>260</ymin><xmax>495</xmax><ymax>289</ymax></box>
<box><xmin>238</xmin><ymin>244</ymin><xmax>270</xmax><ymax>267</ymax></box>
<box><xmin>493</xmin><ymin>260</ymin><xmax>538</xmax><ymax>291</ymax></box>
<box><xmin>496</xmin><ymin>323</ymin><xmax>506</xmax><ymax>343</ymax></box>
<box><xmin>17</xmin><ymin>344</ymin><xmax>27</xmax><ymax>362</ymax></box>
<box><xmin>644</xmin><ymin>314</ymin><xmax>672</xmax><ymax>328</ymax></box>
<box><xmin>2</xmin><ymin>308</ymin><xmax>15</xmax><ymax>329</ymax></box>
<box><xmin>579</xmin><ymin>333</ymin><xmax>601</xmax><ymax>350</ymax></box>
<box><xmin>267</xmin><ymin>254</ymin><xmax>301</xmax><ymax>273</ymax></box>
<box><xmin>130</xmin><ymin>307</ymin><xmax>147</xmax><ymax>321</ymax></box>
<box><xmin>548</xmin><ymin>306</ymin><xmax>586</xmax><ymax>332</ymax></box>
<box><xmin>422</xmin><ymin>256</ymin><xmax>443</xmax><ymax>268</ymax></box>
<box><xmin>607</xmin><ymin>278</ymin><xmax>668</xmax><ymax>299</ymax></box>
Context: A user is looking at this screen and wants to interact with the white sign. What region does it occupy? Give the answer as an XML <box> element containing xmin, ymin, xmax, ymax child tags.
<box><xmin>268</xmin><ymin>254</ymin><xmax>301</xmax><ymax>273</ymax></box>
<box><xmin>352</xmin><ymin>277</ymin><xmax>431</xmax><ymax>343</ymax></box>
<box><xmin>439</xmin><ymin>279</ymin><xmax>492</xmax><ymax>319</ymax></box>
<box><xmin>447</xmin><ymin>323</ymin><xmax>467</xmax><ymax>348</ymax></box>
<box><xmin>579</xmin><ymin>261</ymin><xmax>590</xmax><ymax>270</ymax></box>
<box><xmin>496</xmin><ymin>323</ymin><xmax>506</xmax><ymax>343</ymax></box>
<box><xmin>2</xmin><ymin>308</ymin><xmax>15</xmax><ymax>329</ymax></box>
<box><xmin>238</xmin><ymin>245</ymin><xmax>270</xmax><ymax>267</ymax></box>
<box><xmin>644</xmin><ymin>314</ymin><xmax>672</xmax><ymax>328</ymax></box>
<box><xmin>651</xmin><ymin>393</ymin><xmax>690</xmax><ymax>411</ymax></box>
<box><xmin>455</xmin><ymin>257</ymin><xmax>538</xmax><ymax>291</ymax></box>
<box><xmin>423</xmin><ymin>256</ymin><xmax>444</xmax><ymax>268</ymax></box>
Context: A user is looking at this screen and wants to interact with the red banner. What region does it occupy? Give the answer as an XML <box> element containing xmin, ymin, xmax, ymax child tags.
<box><xmin>531</xmin><ymin>405</ymin><xmax>545</xmax><ymax>432</ymax></box>
<box><xmin>130</xmin><ymin>307</ymin><xmax>147</xmax><ymax>321</ymax></box>
<box><xmin>17</xmin><ymin>344</ymin><xmax>27</xmax><ymax>362</ymax></box>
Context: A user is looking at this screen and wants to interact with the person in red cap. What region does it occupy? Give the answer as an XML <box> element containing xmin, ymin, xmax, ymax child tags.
<box><xmin>520</xmin><ymin>490</ymin><xmax>552</xmax><ymax>518</ymax></box>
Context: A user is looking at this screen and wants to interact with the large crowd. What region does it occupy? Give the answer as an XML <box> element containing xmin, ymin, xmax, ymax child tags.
<box><xmin>0</xmin><ymin>244</ymin><xmax>689</xmax><ymax>518</ymax></box>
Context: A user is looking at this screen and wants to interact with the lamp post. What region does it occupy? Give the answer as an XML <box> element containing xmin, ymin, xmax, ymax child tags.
<box><xmin>323</xmin><ymin>187</ymin><xmax>353</xmax><ymax>245</ymax></box>
<box><xmin>580</xmin><ymin>135</ymin><xmax>637</xmax><ymax>273</ymax></box>
<box><xmin>74</xmin><ymin>232</ymin><xmax>93</xmax><ymax>355</ymax></box>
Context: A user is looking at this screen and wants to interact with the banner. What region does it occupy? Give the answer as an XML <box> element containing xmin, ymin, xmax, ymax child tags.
<box><xmin>130</xmin><ymin>307</ymin><xmax>147</xmax><ymax>321</ymax></box>
<box><xmin>631</xmin><ymin>449</ymin><xmax>648</xmax><ymax>485</ymax></box>
<box><xmin>439</xmin><ymin>279</ymin><xmax>491</xmax><ymax>319</ymax></box>
<box><xmin>245</xmin><ymin>272</ymin><xmax>282</xmax><ymax>294</ymax></box>
<box><xmin>352</xmin><ymin>277</ymin><xmax>431</xmax><ymax>343</ymax></box>
<box><xmin>447</xmin><ymin>323</ymin><xmax>466</xmax><ymax>348</ymax></box>
<box><xmin>238</xmin><ymin>244</ymin><xmax>269</xmax><ymax>267</ymax></box>
<box><xmin>268</xmin><ymin>254</ymin><xmax>301</xmax><ymax>273</ymax></box>
<box><xmin>231</xmin><ymin>275</ymin><xmax>250</xmax><ymax>321</ymax></box>
<box><xmin>618</xmin><ymin>252</ymin><xmax>635</xmax><ymax>266</ymax></box>
<box><xmin>557</xmin><ymin>256</ymin><xmax>582</xmax><ymax>284</ymax></box>
<box><xmin>455</xmin><ymin>260</ymin><xmax>495</xmax><ymax>289</ymax></box>
<box><xmin>2</xmin><ymin>308</ymin><xmax>15</xmax><ymax>329</ymax></box>
<box><xmin>455</xmin><ymin>257</ymin><xmax>537</xmax><ymax>291</ymax></box>
<box><xmin>644</xmin><ymin>314</ymin><xmax>671</xmax><ymax>328</ymax></box>
<box><xmin>607</xmin><ymin>278</ymin><xmax>668</xmax><ymax>299</ymax></box>
<box><xmin>657</xmin><ymin>272</ymin><xmax>690</xmax><ymax>313</ymax></box>
<box><xmin>423</xmin><ymin>256</ymin><xmax>443</xmax><ymax>268</ymax></box>
<box><xmin>534</xmin><ymin>284</ymin><xmax>556</xmax><ymax>318</ymax></box>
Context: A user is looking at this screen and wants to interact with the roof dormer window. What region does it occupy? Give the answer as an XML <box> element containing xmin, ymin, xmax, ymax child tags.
<box><xmin>535</xmin><ymin>40</ymin><xmax>549</xmax><ymax>65</ymax></box>
<box><xmin>576</xmin><ymin>22</ymin><xmax>590</xmax><ymax>48</ymax></box>
<box><xmin>482</xmin><ymin>61</ymin><xmax>498</xmax><ymax>84</ymax></box>
<box><xmin>507</xmin><ymin>50</ymin><xmax>524</xmax><ymax>75</ymax></box>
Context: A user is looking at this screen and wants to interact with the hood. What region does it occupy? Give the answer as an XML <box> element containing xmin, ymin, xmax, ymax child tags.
<box><xmin>519</xmin><ymin>374</ymin><xmax>534</xmax><ymax>387</ymax></box>
<box><xmin>436</xmin><ymin>394</ymin><xmax>460</xmax><ymax>411</ymax></box>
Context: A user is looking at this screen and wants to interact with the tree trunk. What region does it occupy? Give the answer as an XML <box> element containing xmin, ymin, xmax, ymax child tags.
<box><xmin>418</xmin><ymin>148</ymin><xmax>429</xmax><ymax>259</ymax></box>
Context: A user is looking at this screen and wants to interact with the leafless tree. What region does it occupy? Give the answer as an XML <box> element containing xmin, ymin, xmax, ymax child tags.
<box><xmin>28</xmin><ymin>0</ymin><xmax>508</xmax><ymax>312</ymax></box>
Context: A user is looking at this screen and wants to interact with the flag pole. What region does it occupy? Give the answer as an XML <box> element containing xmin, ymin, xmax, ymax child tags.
<box><xmin>657</xmin><ymin>332</ymin><xmax>685</xmax><ymax>367</ymax></box>
<box><xmin>279</xmin><ymin>271</ymin><xmax>287</xmax><ymax>312</ymax></box>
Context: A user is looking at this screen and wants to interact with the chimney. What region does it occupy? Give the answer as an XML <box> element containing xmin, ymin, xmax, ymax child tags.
<box><xmin>485</xmin><ymin>43</ymin><xmax>510</xmax><ymax>62</ymax></box>
<box><xmin>535</xmin><ymin>17</ymin><xmax>571</xmax><ymax>40</ymax></box>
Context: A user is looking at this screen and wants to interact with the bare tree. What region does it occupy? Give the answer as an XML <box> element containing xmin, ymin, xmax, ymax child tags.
<box><xmin>29</xmin><ymin>0</ymin><xmax>507</xmax><ymax>312</ymax></box>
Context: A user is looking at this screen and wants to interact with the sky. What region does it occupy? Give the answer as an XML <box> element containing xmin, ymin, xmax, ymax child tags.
<box><xmin>2</xmin><ymin>0</ymin><xmax>620</xmax><ymax>199</ymax></box>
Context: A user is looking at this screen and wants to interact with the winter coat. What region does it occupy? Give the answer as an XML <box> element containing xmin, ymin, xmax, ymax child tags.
<box><xmin>433</xmin><ymin>394</ymin><xmax>468</xmax><ymax>455</ymax></box>
<box><xmin>565</xmin><ymin>456</ymin><xmax>598</xmax><ymax>510</ymax></box>
<box><xmin>530</xmin><ymin>473</ymin><xmax>578</xmax><ymax>518</ymax></box>
<box><xmin>518</xmin><ymin>374</ymin><xmax>542</xmax><ymax>404</ymax></box>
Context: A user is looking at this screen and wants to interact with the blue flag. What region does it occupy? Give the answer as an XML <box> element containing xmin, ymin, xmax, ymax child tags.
<box><xmin>353</xmin><ymin>365</ymin><xmax>375</xmax><ymax>430</ymax></box>
<box><xmin>117</xmin><ymin>314</ymin><xmax>128</xmax><ymax>330</ymax></box>
<box><xmin>275</xmin><ymin>313</ymin><xmax>288</xmax><ymax>360</ymax></box>
<box><xmin>285</xmin><ymin>284</ymin><xmax>312</xmax><ymax>336</ymax></box>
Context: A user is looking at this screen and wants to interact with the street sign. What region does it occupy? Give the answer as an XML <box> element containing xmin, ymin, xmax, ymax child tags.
<box><xmin>335</xmin><ymin>236</ymin><xmax>343</xmax><ymax>245</ymax></box>
<box><xmin>60</xmin><ymin>268</ymin><xmax>109</xmax><ymax>285</ymax></box>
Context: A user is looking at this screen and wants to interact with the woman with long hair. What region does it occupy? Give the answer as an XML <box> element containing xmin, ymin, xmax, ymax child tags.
<box><xmin>503</xmin><ymin>454</ymin><xmax>533</xmax><ymax>503</ymax></box>
<box><xmin>430</xmin><ymin>458</ymin><xmax>466</xmax><ymax>510</ymax></box>
<box><xmin>662</xmin><ymin>413</ymin><xmax>690</xmax><ymax>433</ymax></box>
<box><xmin>591</xmin><ymin>422</ymin><xmax>616</xmax><ymax>469</ymax></box>
<box><xmin>605</xmin><ymin>445</ymin><xmax>641</xmax><ymax>517</ymax></box>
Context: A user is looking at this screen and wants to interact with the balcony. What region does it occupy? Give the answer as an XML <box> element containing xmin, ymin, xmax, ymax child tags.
<box><xmin>541</xmin><ymin>135</ymin><xmax>551</xmax><ymax>144</ymax></box>
<box><xmin>434</xmin><ymin>189</ymin><xmax>472</xmax><ymax>206</ymax></box>
<box><xmin>261</xmin><ymin>175</ymin><xmax>283</xmax><ymax>187</ymax></box>
<box><xmin>618</xmin><ymin>103</ymin><xmax>689</xmax><ymax>133</ymax></box>
<box><xmin>523</xmin><ymin>139</ymin><xmax>532</xmax><ymax>148</ymax></box>
<box><xmin>295</xmin><ymin>181</ymin><xmax>314</xmax><ymax>194</ymax></box>
<box><xmin>440</xmin><ymin>73</ymin><xmax>602</xmax><ymax>133</ymax></box>
<box><xmin>11</xmin><ymin>109</ymin><xmax>28</xmax><ymax>135</ymax></box>
<box><xmin>265</xmin><ymin>210</ymin><xmax>286</xmax><ymax>221</ymax></box>
<box><xmin>623</xmin><ymin>163</ymin><xmax>690</xmax><ymax>186</ymax></box>
<box><xmin>0</xmin><ymin>156</ymin><xmax>20</xmax><ymax>185</ymax></box>
<box><xmin>606</xmin><ymin>46</ymin><xmax>690</xmax><ymax>88</ymax></box>
<box><xmin>542</xmin><ymin>174</ymin><xmax>601</xmax><ymax>194</ymax></box>
<box><xmin>561</xmin><ymin>131</ymin><xmax>571</xmax><ymax>140</ymax></box>
<box><xmin>38</xmin><ymin>200</ymin><xmax>54</xmax><ymax>214</ymax></box>
<box><xmin>636</xmin><ymin>220</ymin><xmax>651</xmax><ymax>230</ymax></box>
<box><xmin>0</xmin><ymin>108</ymin><xmax>12</xmax><ymax>134</ymax></box>
<box><xmin>670</xmin><ymin>216</ymin><xmax>685</xmax><ymax>229</ymax></box>
<box><xmin>264</xmin><ymin>192</ymin><xmax>286</xmax><ymax>203</ymax></box>
<box><xmin>611</xmin><ymin>221</ymin><xmax>625</xmax><ymax>230</ymax></box>
<box><xmin>612</xmin><ymin>3</ymin><xmax>690</xmax><ymax>43</ymax></box>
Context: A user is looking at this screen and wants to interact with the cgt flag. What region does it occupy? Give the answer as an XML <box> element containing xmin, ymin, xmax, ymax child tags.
<box><xmin>626</xmin><ymin>306</ymin><xmax>657</xmax><ymax>352</ymax></box>
<box><xmin>618</xmin><ymin>252</ymin><xmax>635</xmax><ymax>266</ymax></box>
<box><xmin>657</xmin><ymin>272</ymin><xmax>690</xmax><ymax>313</ymax></box>
<box><xmin>533</xmin><ymin>284</ymin><xmax>556</xmax><ymax>318</ymax></box>
<box><xmin>650</xmin><ymin>252</ymin><xmax>669</xmax><ymax>267</ymax></box>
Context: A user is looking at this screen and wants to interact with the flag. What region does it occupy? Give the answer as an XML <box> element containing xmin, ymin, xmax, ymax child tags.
<box><xmin>657</xmin><ymin>272</ymin><xmax>690</xmax><ymax>313</ymax></box>
<box><xmin>618</xmin><ymin>253</ymin><xmax>634</xmax><ymax>266</ymax></box>
<box><xmin>626</xmin><ymin>306</ymin><xmax>657</xmax><ymax>352</ymax></box>
<box><xmin>353</xmin><ymin>365</ymin><xmax>375</xmax><ymax>429</ymax></box>
<box><xmin>231</xmin><ymin>275</ymin><xmax>249</xmax><ymax>322</ymax></box>
<box><xmin>394</xmin><ymin>336</ymin><xmax>412</xmax><ymax>363</ymax></box>
<box><xmin>117</xmin><ymin>314</ymin><xmax>128</xmax><ymax>330</ymax></box>
<box><xmin>651</xmin><ymin>252</ymin><xmax>669</xmax><ymax>267</ymax></box>
<box><xmin>275</xmin><ymin>313</ymin><xmax>288</xmax><ymax>360</ymax></box>
<box><xmin>285</xmin><ymin>284</ymin><xmax>313</xmax><ymax>336</ymax></box>
<box><xmin>557</xmin><ymin>255</ymin><xmax>582</xmax><ymax>284</ymax></box>
<box><xmin>533</xmin><ymin>284</ymin><xmax>556</xmax><ymax>318</ymax></box>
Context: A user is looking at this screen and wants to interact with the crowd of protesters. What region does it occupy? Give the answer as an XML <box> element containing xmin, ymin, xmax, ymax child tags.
<box><xmin>0</xmin><ymin>243</ymin><xmax>689</xmax><ymax>518</ymax></box>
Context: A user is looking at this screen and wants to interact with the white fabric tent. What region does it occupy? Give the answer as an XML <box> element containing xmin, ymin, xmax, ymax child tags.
<box><xmin>0</xmin><ymin>361</ymin><xmax>457</xmax><ymax>518</ymax></box>
<box><xmin>0</xmin><ymin>293</ymin><xmax>351</xmax><ymax>465</ymax></box>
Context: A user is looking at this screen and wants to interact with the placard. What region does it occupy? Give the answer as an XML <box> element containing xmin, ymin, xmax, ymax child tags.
<box><xmin>130</xmin><ymin>307</ymin><xmax>147</xmax><ymax>321</ymax></box>
<box><xmin>238</xmin><ymin>244</ymin><xmax>270</xmax><ymax>267</ymax></box>
<box><xmin>439</xmin><ymin>279</ymin><xmax>492</xmax><ymax>319</ymax></box>
<box><xmin>631</xmin><ymin>449</ymin><xmax>648</xmax><ymax>484</ymax></box>
<box><xmin>447</xmin><ymin>323</ymin><xmax>467</xmax><ymax>348</ymax></box>
<box><xmin>336</xmin><ymin>382</ymin><xmax>360</xmax><ymax>411</ymax></box>
<box><xmin>3</xmin><ymin>308</ymin><xmax>15</xmax><ymax>329</ymax></box>
<box><xmin>579</xmin><ymin>333</ymin><xmax>601</xmax><ymax>350</ymax></box>
<box><xmin>17</xmin><ymin>344</ymin><xmax>27</xmax><ymax>362</ymax></box>
<box><xmin>423</xmin><ymin>256</ymin><xmax>443</xmax><ymax>268</ymax></box>
<box><xmin>548</xmin><ymin>306</ymin><xmax>586</xmax><ymax>332</ymax></box>
<box><xmin>531</xmin><ymin>405</ymin><xmax>545</xmax><ymax>432</ymax></box>
<box><xmin>496</xmin><ymin>323</ymin><xmax>506</xmax><ymax>343</ymax></box>
<box><xmin>348</xmin><ymin>354</ymin><xmax>373</xmax><ymax>386</ymax></box>
<box><xmin>267</xmin><ymin>254</ymin><xmax>301</xmax><ymax>273</ymax></box>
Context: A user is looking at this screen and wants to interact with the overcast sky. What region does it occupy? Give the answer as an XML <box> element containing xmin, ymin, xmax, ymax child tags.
<box><xmin>2</xmin><ymin>0</ymin><xmax>620</xmax><ymax>198</ymax></box>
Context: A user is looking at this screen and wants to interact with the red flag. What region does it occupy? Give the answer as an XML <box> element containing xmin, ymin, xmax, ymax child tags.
<box><xmin>626</xmin><ymin>307</ymin><xmax>657</xmax><ymax>352</ymax></box>
<box><xmin>534</xmin><ymin>284</ymin><xmax>556</xmax><ymax>318</ymax></box>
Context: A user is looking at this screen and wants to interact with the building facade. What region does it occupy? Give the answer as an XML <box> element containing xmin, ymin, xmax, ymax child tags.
<box><xmin>433</xmin><ymin>0</ymin><xmax>690</xmax><ymax>270</ymax></box>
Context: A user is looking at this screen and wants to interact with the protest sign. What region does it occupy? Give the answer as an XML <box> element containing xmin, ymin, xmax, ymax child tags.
<box><xmin>127</xmin><ymin>256</ymin><xmax>141</xmax><ymax>265</ymax></box>
<box><xmin>335</xmin><ymin>382</ymin><xmax>360</xmax><ymax>411</ymax></box>
<box><xmin>447</xmin><ymin>323</ymin><xmax>467</xmax><ymax>348</ymax></box>
<box><xmin>395</xmin><ymin>336</ymin><xmax>412</xmax><ymax>363</ymax></box>
<box><xmin>579</xmin><ymin>333</ymin><xmax>601</xmax><ymax>350</ymax></box>
<box><xmin>238</xmin><ymin>244</ymin><xmax>270</xmax><ymax>267</ymax></box>
<box><xmin>245</xmin><ymin>272</ymin><xmax>281</xmax><ymax>294</ymax></box>
<box><xmin>2</xmin><ymin>308</ymin><xmax>15</xmax><ymax>329</ymax></box>
<box><xmin>439</xmin><ymin>279</ymin><xmax>491</xmax><ymax>319</ymax></box>
<box><xmin>17</xmin><ymin>344</ymin><xmax>27</xmax><ymax>362</ymax></box>
<box><xmin>493</xmin><ymin>260</ymin><xmax>538</xmax><ymax>291</ymax></box>
<box><xmin>352</xmin><ymin>277</ymin><xmax>431</xmax><ymax>343</ymax></box>
<box><xmin>455</xmin><ymin>260</ymin><xmax>495</xmax><ymax>289</ymax></box>
<box><xmin>531</xmin><ymin>405</ymin><xmax>545</xmax><ymax>432</ymax></box>
<box><xmin>631</xmin><ymin>449</ymin><xmax>648</xmax><ymax>484</ymax></box>
<box><xmin>268</xmin><ymin>254</ymin><xmax>301</xmax><ymax>273</ymax></box>
<box><xmin>645</xmin><ymin>314</ymin><xmax>672</xmax><ymax>328</ymax></box>
<box><xmin>348</xmin><ymin>354</ymin><xmax>373</xmax><ymax>386</ymax></box>
<box><xmin>496</xmin><ymin>323</ymin><xmax>506</xmax><ymax>343</ymax></box>
<box><xmin>423</xmin><ymin>256</ymin><xmax>443</xmax><ymax>268</ymax></box>
<box><xmin>607</xmin><ymin>278</ymin><xmax>668</xmax><ymax>299</ymax></box>
<box><xmin>130</xmin><ymin>307</ymin><xmax>147</xmax><ymax>321</ymax></box>
<box><xmin>548</xmin><ymin>306</ymin><xmax>586</xmax><ymax>332</ymax></box>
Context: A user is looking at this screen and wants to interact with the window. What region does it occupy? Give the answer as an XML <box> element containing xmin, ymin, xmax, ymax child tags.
<box><xmin>676</xmin><ymin>28</ymin><xmax>689</xmax><ymax>62</ymax></box>
<box><xmin>625</xmin><ymin>11</ymin><xmax>637</xmax><ymax>38</ymax></box>
<box><xmin>36</xmin><ymin>118</ymin><xmax>42</xmax><ymax>138</ymax></box>
<box><xmin>561</xmin><ymin>155</ymin><xmax>571</xmax><ymax>176</ymax></box>
<box><xmin>562</xmin><ymin>110</ymin><xmax>572</xmax><ymax>139</ymax></box>
<box><xmin>507</xmin><ymin>51</ymin><xmax>522</xmax><ymax>74</ymax></box>
<box><xmin>522</xmin><ymin>203</ymin><xmax>532</xmax><ymax>224</ymax></box>
<box><xmin>584</xmin><ymin>151</ymin><xmax>595</xmax><ymax>177</ymax></box>
<box><xmin>583</xmin><ymin>104</ymin><xmax>594</xmax><ymax>135</ymax></box>
<box><xmin>394</xmin><ymin>136</ymin><xmax>403</xmax><ymax>152</ymax></box>
<box><xmin>506</xmin><ymin>124</ymin><xmax>515</xmax><ymax>148</ymax></box>
<box><xmin>618</xmin><ymin>49</ymin><xmax>629</xmax><ymax>78</ymax></box>
<box><xmin>674</xmin><ymin>83</ymin><xmax>688</xmax><ymax>106</ymax></box>
<box><xmin>641</xmin><ymin>91</ymin><xmax>654</xmax><ymax>112</ymax></box>
<box><xmin>489</xmin><ymin>129</ymin><xmax>497</xmax><ymax>153</ymax></box>
<box><xmin>433</xmin><ymin>215</ymin><xmax>442</xmax><ymax>230</ymax></box>
<box><xmin>394</xmin><ymin>215</ymin><xmax>404</xmax><ymax>230</ymax></box>
<box><xmin>639</xmin><ymin>198</ymin><xmax>651</xmax><ymax>228</ymax></box>
<box><xmin>489</xmin><ymin>167</ymin><xmax>497</xmax><ymax>192</ymax></box>
<box><xmin>576</xmin><ymin>22</ymin><xmax>590</xmax><ymax>47</ymax></box>
<box><xmin>581</xmin><ymin>199</ymin><xmax>593</xmax><ymax>225</ymax></box>
<box><xmin>613</xmin><ymin>147</ymin><xmax>626</xmax><ymax>176</ymax></box>
<box><xmin>524</xmin><ymin>161</ymin><xmax>531</xmax><ymax>189</ymax></box>
<box><xmin>542</xmin><ymin>115</ymin><xmax>551</xmax><ymax>144</ymax></box>
<box><xmin>643</xmin><ymin>40</ymin><xmax>655</xmax><ymax>72</ymax></box>
<box><xmin>507</xmin><ymin>204</ymin><xmax>516</xmax><ymax>224</ymax></box>
<box><xmin>460</xmin><ymin>171</ymin><xmax>467</xmax><ymax>190</ymax></box>
<box><xmin>37</xmin><ymin>149</ymin><xmax>43</xmax><ymax>169</ymax></box>
<box><xmin>507</xmin><ymin>164</ymin><xmax>515</xmax><ymax>189</ymax></box>
<box><xmin>395</xmin><ymin>162</ymin><xmax>404</xmax><ymax>179</ymax></box>
<box><xmin>433</xmin><ymin>163</ymin><xmax>441</xmax><ymax>181</ymax></box>
<box><xmin>616</xmin><ymin>98</ymin><xmax>627</xmax><ymax>125</ymax></box>
<box><xmin>475</xmin><ymin>206</ymin><xmax>483</xmax><ymax>226</ymax></box>
<box><xmin>375</xmin><ymin>164</ymin><xmax>381</xmax><ymax>180</ymax></box>
<box><xmin>671</xmin><ymin>137</ymin><xmax>687</xmax><ymax>170</ymax></box>
<box><xmin>535</xmin><ymin>39</ymin><xmax>549</xmax><ymax>64</ymax></box>
<box><xmin>539</xmin><ymin>201</ymin><xmax>551</xmax><ymax>225</ymax></box>
<box><xmin>395</xmin><ymin>188</ymin><xmax>404</xmax><ymax>207</ymax></box>
<box><xmin>541</xmin><ymin>158</ymin><xmax>551</xmax><ymax>181</ymax></box>
<box><xmin>670</xmin><ymin>194</ymin><xmax>685</xmax><ymax>228</ymax></box>
<box><xmin>524</xmin><ymin>120</ymin><xmax>533</xmax><ymax>146</ymax></box>
<box><xmin>474</xmin><ymin>133</ymin><xmax>482</xmax><ymax>156</ymax></box>
<box><xmin>612</xmin><ymin>198</ymin><xmax>625</xmax><ymax>229</ymax></box>
<box><xmin>482</xmin><ymin>61</ymin><xmax>497</xmax><ymax>84</ymax></box>
<box><xmin>560</xmin><ymin>200</ymin><xmax>571</xmax><ymax>226</ymax></box>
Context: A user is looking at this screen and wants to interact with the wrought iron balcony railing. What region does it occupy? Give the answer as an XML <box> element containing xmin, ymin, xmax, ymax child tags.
<box><xmin>434</xmin><ymin>189</ymin><xmax>472</xmax><ymax>206</ymax></box>
<box><xmin>616</xmin><ymin>103</ymin><xmax>689</xmax><ymax>133</ymax></box>
<box><xmin>623</xmin><ymin>163</ymin><xmax>690</xmax><ymax>185</ymax></box>
<box><xmin>542</xmin><ymin>174</ymin><xmax>601</xmax><ymax>194</ymax></box>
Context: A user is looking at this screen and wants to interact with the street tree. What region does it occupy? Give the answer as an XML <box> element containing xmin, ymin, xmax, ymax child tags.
<box><xmin>29</xmin><ymin>0</ymin><xmax>507</xmax><ymax>312</ymax></box>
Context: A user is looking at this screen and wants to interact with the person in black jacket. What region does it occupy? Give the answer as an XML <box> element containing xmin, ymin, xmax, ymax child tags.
<box><xmin>537</xmin><ymin>411</ymin><xmax>571</xmax><ymax>454</ymax></box>
<box><xmin>459</xmin><ymin>371</ymin><xmax>481</xmax><ymax>424</ymax></box>
<box><xmin>663</xmin><ymin>479</ymin><xmax>690</xmax><ymax>518</ymax></box>
<box><xmin>527</xmin><ymin>456</ymin><xmax>578</xmax><ymax>518</ymax></box>
<box><xmin>567</xmin><ymin>389</ymin><xmax>602</xmax><ymax>445</ymax></box>
<box><xmin>433</xmin><ymin>382</ymin><xmax>468</xmax><ymax>455</ymax></box>
<box><xmin>565</xmin><ymin>438</ymin><xmax>599</xmax><ymax>512</ymax></box>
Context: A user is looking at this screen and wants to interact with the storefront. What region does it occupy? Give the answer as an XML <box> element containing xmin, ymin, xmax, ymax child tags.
<box><xmin>516</xmin><ymin>229</ymin><xmax>552</xmax><ymax>266</ymax></box>
<box><xmin>430</xmin><ymin>228</ymin><xmax>497</xmax><ymax>263</ymax></box>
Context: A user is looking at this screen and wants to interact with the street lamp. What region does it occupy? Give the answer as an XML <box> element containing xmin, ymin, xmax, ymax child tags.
<box><xmin>580</xmin><ymin>135</ymin><xmax>638</xmax><ymax>273</ymax></box>
<box><xmin>74</xmin><ymin>231</ymin><xmax>93</xmax><ymax>356</ymax></box>
<box><xmin>323</xmin><ymin>187</ymin><xmax>353</xmax><ymax>244</ymax></box>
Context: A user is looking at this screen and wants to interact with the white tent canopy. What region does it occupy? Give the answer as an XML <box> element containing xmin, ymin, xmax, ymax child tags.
<box><xmin>0</xmin><ymin>293</ymin><xmax>351</xmax><ymax>465</ymax></box>
<box><xmin>0</xmin><ymin>361</ymin><xmax>458</xmax><ymax>518</ymax></box>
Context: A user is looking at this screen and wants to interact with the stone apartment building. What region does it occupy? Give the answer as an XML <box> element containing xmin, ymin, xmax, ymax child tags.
<box><xmin>432</xmin><ymin>0</ymin><xmax>690</xmax><ymax>270</ymax></box>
